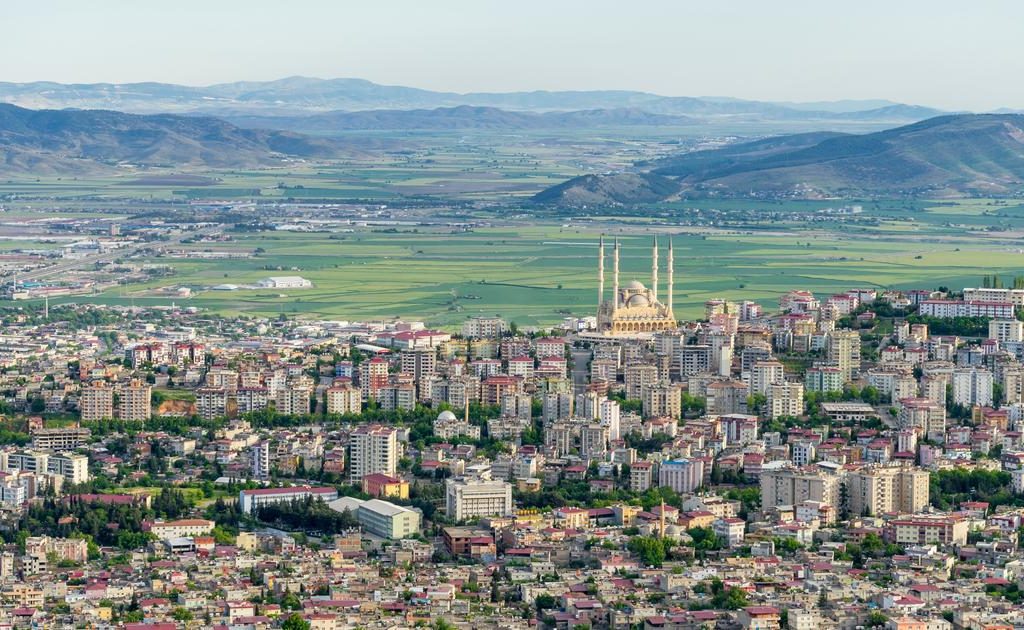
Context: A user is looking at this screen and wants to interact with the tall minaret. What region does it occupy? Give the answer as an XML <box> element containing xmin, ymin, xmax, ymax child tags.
<box><xmin>667</xmin><ymin>238</ymin><xmax>674</xmax><ymax>318</ymax></box>
<box><xmin>612</xmin><ymin>238</ymin><xmax>620</xmax><ymax>314</ymax></box>
<box><xmin>651</xmin><ymin>237</ymin><xmax>659</xmax><ymax>302</ymax></box>
<box><xmin>598</xmin><ymin>235</ymin><xmax>605</xmax><ymax>311</ymax></box>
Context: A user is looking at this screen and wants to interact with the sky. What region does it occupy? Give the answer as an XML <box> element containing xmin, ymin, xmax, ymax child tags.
<box><xmin>3</xmin><ymin>0</ymin><xmax>1023</xmax><ymax>110</ymax></box>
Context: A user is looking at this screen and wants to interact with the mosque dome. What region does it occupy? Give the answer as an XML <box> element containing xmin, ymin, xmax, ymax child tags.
<box><xmin>437</xmin><ymin>410</ymin><xmax>458</xmax><ymax>422</ymax></box>
<box><xmin>627</xmin><ymin>294</ymin><xmax>650</xmax><ymax>307</ymax></box>
<box><xmin>627</xmin><ymin>280</ymin><xmax>645</xmax><ymax>290</ymax></box>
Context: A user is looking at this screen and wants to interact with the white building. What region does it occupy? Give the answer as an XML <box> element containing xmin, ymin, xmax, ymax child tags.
<box><xmin>952</xmin><ymin>367</ymin><xmax>993</xmax><ymax>408</ymax></box>
<box><xmin>239</xmin><ymin>486</ymin><xmax>339</xmax><ymax>514</ymax></box>
<box><xmin>989</xmin><ymin>319</ymin><xmax>1024</xmax><ymax>344</ymax></box>
<box><xmin>445</xmin><ymin>478</ymin><xmax>513</xmax><ymax>522</ymax></box>
<box><xmin>349</xmin><ymin>424</ymin><xmax>399</xmax><ymax>483</ymax></box>
<box><xmin>658</xmin><ymin>458</ymin><xmax>704</xmax><ymax>494</ymax></box>
<box><xmin>256</xmin><ymin>276</ymin><xmax>312</xmax><ymax>289</ymax></box>
<box><xmin>330</xmin><ymin>496</ymin><xmax>421</xmax><ymax>539</ymax></box>
<box><xmin>251</xmin><ymin>441</ymin><xmax>270</xmax><ymax>479</ymax></box>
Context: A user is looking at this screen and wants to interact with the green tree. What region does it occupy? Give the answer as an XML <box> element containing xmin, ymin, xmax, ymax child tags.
<box><xmin>282</xmin><ymin>613</ymin><xmax>311</xmax><ymax>630</ymax></box>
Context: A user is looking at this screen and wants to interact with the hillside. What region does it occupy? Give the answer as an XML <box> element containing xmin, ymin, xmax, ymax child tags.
<box><xmin>226</xmin><ymin>105</ymin><xmax>695</xmax><ymax>133</ymax></box>
<box><xmin>532</xmin><ymin>172</ymin><xmax>680</xmax><ymax>206</ymax></box>
<box><xmin>535</xmin><ymin>114</ymin><xmax>1024</xmax><ymax>204</ymax></box>
<box><xmin>0</xmin><ymin>103</ymin><xmax>346</xmax><ymax>174</ymax></box>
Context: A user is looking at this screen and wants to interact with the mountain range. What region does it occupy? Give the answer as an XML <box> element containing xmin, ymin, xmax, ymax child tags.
<box><xmin>535</xmin><ymin>114</ymin><xmax>1024</xmax><ymax>203</ymax></box>
<box><xmin>0</xmin><ymin>77</ymin><xmax>947</xmax><ymax>123</ymax></box>
<box><xmin>0</xmin><ymin>103</ymin><xmax>346</xmax><ymax>174</ymax></box>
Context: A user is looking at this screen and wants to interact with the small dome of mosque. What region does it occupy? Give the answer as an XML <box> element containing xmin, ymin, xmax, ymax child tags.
<box><xmin>627</xmin><ymin>294</ymin><xmax>650</xmax><ymax>307</ymax></box>
<box><xmin>437</xmin><ymin>410</ymin><xmax>458</xmax><ymax>422</ymax></box>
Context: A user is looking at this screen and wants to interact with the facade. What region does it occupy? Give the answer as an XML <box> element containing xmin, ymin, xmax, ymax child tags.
<box><xmin>30</xmin><ymin>427</ymin><xmax>90</xmax><ymax>450</ymax></box>
<box><xmin>952</xmin><ymin>367</ymin><xmax>993</xmax><ymax>407</ymax></box>
<box><xmin>0</xmin><ymin>451</ymin><xmax>89</xmax><ymax>484</ymax></box>
<box><xmin>117</xmin><ymin>379</ymin><xmax>152</xmax><ymax>421</ymax></box>
<box><xmin>658</xmin><ymin>458</ymin><xmax>705</xmax><ymax>493</ymax></box>
<box><xmin>238</xmin><ymin>486</ymin><xmax>339</xmax><ymax>514</ymax></box>
<box><xmin>361</xmin><ymin>473</ymin><xmax>410</xmax><ymax>499</ymax></box>
<box><xmin>325</xmin><ymin>384</ymin><xmax>362</xmax><ymax>415</ymax></box>
<box><xmin>79</xmin><ymin>382</ymin><xmax>114</xmax><ymax>421</ymax></box>
<box><xmin>642</xmin><ymin>380</ymin><xmax>682</xmax><ymax>419</ymax></box>
<box><xmin>445</xmin><ymin>478</ymin><xmax>513</xmax><ymax>521</ymax></box>
<box><xmin>989</xmin><ymin>318</ymin><xmax>1024</xmax><ymax>343</ymax></box>
<box><xmin>275</xmin><ymin>384</ymin><xmax>311</xmax><ymax>416</ymax></box>
<box><xmin>348</xmin><ymin>424</ymin><xmax>399</xmax><ymax>483</ymax></box>
<box><xmin>329</xmin><ymin>497</ymin><xmax>421</xmax><ymax>539</ymax></box>
<box><xmin>148</xmin><ymin>519</ymin><xmax>215</xmax><ymax>540</ymax></box>
<box><xmin>827</xmin><ymin>330</ymin><xmax>861</xmax><ymax>382</ymax></box>
<box><xmin>847</xmin><ymin>466</ymin><xmax>930</xmax><ymax>516</ymax></box>
<box><xmin>251</xmin><ymin>441</ymin><xmax>270</xmax><ymax>479</ymax></box>
<box><xmin>767</xmin><ymin>382</ymin><xmax>804</xmax><ymax>419</ymax></box>
<box><xmin>461</xmin><ymin>316</ymin><xmax>507</xmax><ymax>339</ymax></box>
<box><xmin>760</xmin><ymin>464</ymin><xmax>841</xmax><ymax>510</ymax></box>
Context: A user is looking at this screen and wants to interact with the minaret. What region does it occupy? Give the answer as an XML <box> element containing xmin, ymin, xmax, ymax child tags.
<box><xmin>598</xmin><ymin>235</ymin><xmax>605</xmax><ymax>311</ymax></box>
<box><xmin>612</xmin><ymin>238</ymin><xmax>620</xmax><ymax>314</ymax></box>
<box><xmin>667</xmin><ymin>238</ymin><xmax>674</xmax><ymax>317</ymax></box>
<box><xmin>651</xmin><ymin>237</ymin><xmax>659</xmax><ymax>302</ymax></box>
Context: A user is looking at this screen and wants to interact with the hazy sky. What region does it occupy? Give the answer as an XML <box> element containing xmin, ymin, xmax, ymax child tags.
<box><xmin>4</xmin><ymin>0</ymin><xmax>1023</xmax><ymax>110</ymax></box>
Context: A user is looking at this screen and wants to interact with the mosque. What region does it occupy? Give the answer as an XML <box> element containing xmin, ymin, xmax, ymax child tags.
<box><xmin>595</xmin><ymin>237</ymin><xmax>677</xmax><ymax>336</ymax></box>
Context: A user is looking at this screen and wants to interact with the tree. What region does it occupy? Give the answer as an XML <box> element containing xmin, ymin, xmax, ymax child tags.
<box><xmin>281</xmin><ymin>613</ymin><xmax>311</xmax><ymax>630</ymax></box>
<box><xmin>171</xmin><ymin>607</ymin><xmax>193</xmax><ymax>622</ymax></box>
<box><xmin>627</xmin><ymin>536</ymin><xmax>668</xmax><ymax>567</ymax></box>
<box><xmin>535</xmin><ymin>593</ymin><xmax>557</xmax><ymax>614</ymax></box>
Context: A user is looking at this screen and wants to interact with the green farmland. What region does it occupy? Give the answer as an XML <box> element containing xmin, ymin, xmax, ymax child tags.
<box><xmin>36</xmin><ymin>213</ymin><xmax>1024</xmax><ymax>329</ymax></box>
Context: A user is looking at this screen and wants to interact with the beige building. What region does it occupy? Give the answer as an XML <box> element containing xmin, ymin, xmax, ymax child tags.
<box><xmin>149</xmin><ymin>518</ymin><xmax>215</xmax><ymax>540</ymax></box>
<box><xmin>827</xmin><ymin>330</ymin><xmax>862</xmax><ymax>382</ymax></box>
<box><xmin>117</xmin><ymin>379</ymin><xmax>152</xmax><ymax>421</ymax></box>
<box><xmin>768</xmin><ymin>382</ymin><xmax>804</xmax><ymax>419</ymax></box>
<box><xmin>749</xmin><ymin>360</ymin><xmax>785</xmax><ymax>397</ymax></box>
<box><xmin>989</xmin><ymin>318</ymin><xmax>1024</xmax><ymax>343</ymax></box>
<box><xmin>625</xmin><ymin>364</ymin><xmax>659</xmax><ymax>400</ymax></box>
<box><xmin>275</xmin><ymin>384</ymin><xmax>311</xmax><ymax>416</ymax></box>
<box><xmin>325</xmin><ymin>384</ymin><xmax>362</xmax><ymax>415</ymax></box>
<box><xmin>846</xmin><ymin>465</ymin><xmax>930</xmax><ymax>517</ymax></box>
<box><xmin>79</xmin><ymin>381</ymin><xmax>114</xmax><ymax>421</ymax></box>
<box><xmin>760</xmin><ymin>464</ymin><xmax>841</xmax><ymax>510</ymax></box>
<box><xmin>641</xmin><ymin>380</ymin><xmax>682</xmax><ymax>419</ymax></box>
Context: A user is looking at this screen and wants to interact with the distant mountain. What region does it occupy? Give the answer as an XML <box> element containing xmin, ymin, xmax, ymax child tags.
<box><xmin>0</xmin><ymin>103</ymin><xmax>346</xmax><ymax>174</ymax></box>
<box><xmin>225</xmin><ymin>105</ymin><xmax>696</xmax><ymax>133</ymax></box>
<box><xmin>0</xmin><ymin>77</ymin><xmax>948</xmax><ymax>123</ymax></box>
<box><xmin>535</xmin><ymin>114</ymin><xmax>1024</xmax><ymax>204</ymax></box>
<box><xmin>533</xmin><ymin>173</ymin><xmax>680</xmax><ymax>206</ymax></box>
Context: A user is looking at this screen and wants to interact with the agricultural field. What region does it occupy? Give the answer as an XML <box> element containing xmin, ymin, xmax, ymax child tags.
<box><xmin>3</xmin><ymin>128</ymin><xmax>1024</xmax><ymax>330</ymax></box>
<box><xmin>33</xmin><ymin>204</ymin><xmax>1024</xmax><ymax>330</ymax></box>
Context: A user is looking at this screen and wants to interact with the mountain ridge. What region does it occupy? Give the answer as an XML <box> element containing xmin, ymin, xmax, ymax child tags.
<box><xmin>535</xmin><ymin>114</ymin><xmax>1024</xmax><ymax>204</ymax></box>
<box><xmin>0</xmin><ymin>77</ymin><xmax>947</xmax><ymax>122</ymax></box>
<box><xmin>0</xmin><ymin>103</ymin><xmax>347</xmax><ymax>174</ymax></box>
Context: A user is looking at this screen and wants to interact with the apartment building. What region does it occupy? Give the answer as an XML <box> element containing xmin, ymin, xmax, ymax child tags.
<box><xmin>117</xmin><ymin>379</ymin><xmax>152</xmax><ymax>421</ymax></box>
<box><xmin>348</xmin><ymin>424</ymin><xmax>399</xmax><ymax>483</ymax></box>
<box><xmin>79</xmin><ymin>381</ymin><xmax>114</xmax><ymax>421</ymax></box>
